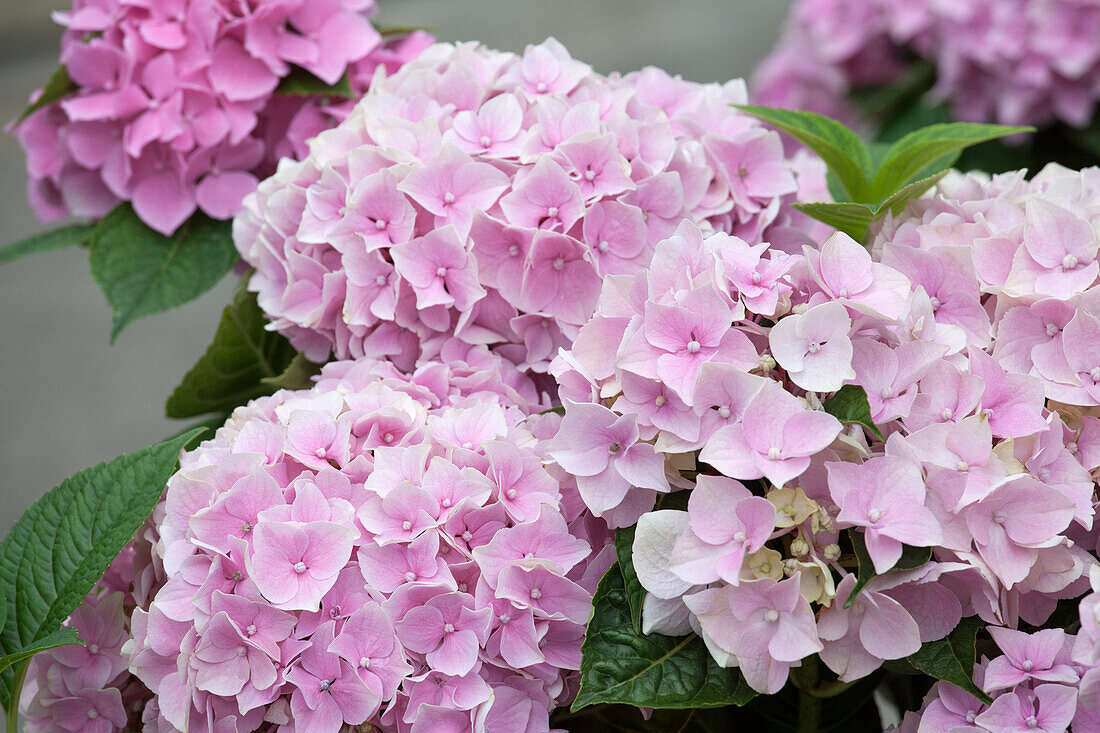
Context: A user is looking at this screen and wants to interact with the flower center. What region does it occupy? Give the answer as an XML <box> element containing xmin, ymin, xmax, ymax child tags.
<box><xmin>767</xmin><ymin>447</ymin><xmax>781</xmax><ymax>460</ymax></box>
<box><xmin>1022</xmin><ymin>659</ymin><xmax>1033</xmax><ymax>671</ymax></box>
<box><xmin>547</xmin><ymin>206</ymin><xmax>559</xmax><ymax>218</ymax></box>
<box><xmin>654</xmin><ymin>395</ymin><xmax>666</xmax><ymax>407</ymax></box>
<box><xmin>88</xmin><ymin>644</ymin><xmax>100</xmax><ymax>655</ymax></box>
<box><xmin>609</xmin><ymin>442</ymin><xmax>620</xmax><ymax>453</ymax></box>
<box><xmin>360</xmin><ymin>656</ymin><xmax>371</xmax><ymax>668</ymax></box>
<box><xmin>402</xmin><ymin>520</ymin><xmax>413</xmax><ymax>531</ymax></box>
<box><xmin>443</xmin><ymin>623</ymin><xmax>455</xmax><ymax>633</ymax></box>
<box><xmin>315</xmin><ymin>447</ymin><xmax>327</xmax><ymax>458</ymax></box>
<box><xmin>552</xmin><ymin>257</ymin><xmax>565</xmax><ymax>271</ymax></box>
<box><xmin>530</xmin><ymin>588</ymin><xmax>542</xmax><ymax>600</ymax></box>
<box><xmin>436</xmin><ymin>266</ymin><xmax>448</xmax><ymax>278</ymax></box>
<box><xmin>375</xmin><ymin>218</ymin><xmax>386</xmax><ymax>230</ymax></box>
<box><xmin>992</xmin><ymin>510</ymin><xmax>1007</xmax><ymax>525</ymax></box>
<box><xmin>536</xmin><ymin>82</ymin><xmax>548</xmax><ymax>93</ymax></box>
<box><xmin>294</xmin><ymin>562</ymin><xmax>307</xmax><ymax>574</ymax></box>
<box><xmin>480</xmin><ymin>135</ymin><xmax>492</xmax><ymax>148</ymax></box>
<box><xmin>687</xmin><ymin>340</ymin><xmax>701</xmax><ymax>353</ymax></box>
<box><xmin>807</xmin><ymin>341</ymin><xmax>821</xmax><ymax>354</ymax></box>
<box><xmin>867</xmin><ymin>508</ymin><xmax>881</xmax><ymax>522</ymax></box>
<box><xmin>506</xmin><ymin>488</ymin><xmax>517</xmax><ymax>499</ymax></box>
<box><xmin>1063</xmin><ymin>254</ymin><xmax>1079</xmax><ymax>270</ymax></box>
<box><xmin>241</xmin><ymin>522</ymin><xmax>252</xmax><ymax>534</ymax></box>
<box><xmin>585</xmin><ymin>168</ymin><xmax>596</xmax><ymax>181</ymax></box>
<box><xmin>508</xmin><ymin>244</ymin><xmax>520</xmax><ymax>257</ymax></box>
<box><xmin>405</xmin><ymin>571</ymin><xmax>417</xmax><ymax>582</ymax></box>
<box><xmin>598</xmin><ymin>240</ymin><xmax>610</xmax><ymax>252</ymax></box>
<box><xmin>383</xmin><ymin>432</ymin><xmax>394</xmax><ymax>443</ymax></box>
<box><xmin>87</xmin><ymin>710</ymin><xmax>98</xmax><ymax>720</ymax></box>
<box><xmin>718</xmin><ymin>406</ymin><xmax>731</xmax><ymax>419</ymax></box>
<box><xmin>320</xmin><ymin>679</ymin><xmax>333</xmax><ymax>692</ymax></box>
<box><xmin>764</xmin><ymin>609</ymin><xmax>779</xmax><ymax>622</ymax></box>
<box><xmin>443</xmin><ymin>192</ymin><xmax>455</xmax><ymax>204</ymax></box>
<box><xmin>245</xmin><ymin>625</ymin><xmax>256</xmax><ymax>636</ymax></box>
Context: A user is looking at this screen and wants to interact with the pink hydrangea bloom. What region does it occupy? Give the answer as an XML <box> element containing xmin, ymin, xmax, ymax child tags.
<box><xmin>24</xmin><ymin>355</ymin><xmax>610</xmax><ymax>731</ymax></box>
<box><xmin>235</xmin><ymin>38</ymin><xmax>821</xmax><ymax>373</ymax></box>
<box><xmin>561</xmin><ymin>164</ymin><xmax>1100</xmax><ymax>697</ymax></box>
<box><xmin>753</xmin><ymin>0</ymin><xmax>1100</xmax><ymax>133</ymax></box>
<box><xmin>10</xmin><ymin>0</ymin><xmax>431</xmax><ymax>234</ymax></box>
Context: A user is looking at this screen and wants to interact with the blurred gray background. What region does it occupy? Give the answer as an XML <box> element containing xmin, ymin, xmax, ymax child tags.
<box><xmin>0</xmin><ymin>0</ymin><xmax>792</xmax><ymax>533</ymax></box>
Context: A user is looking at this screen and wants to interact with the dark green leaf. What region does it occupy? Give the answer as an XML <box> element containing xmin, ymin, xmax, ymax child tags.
<box><xmin>614</xmin><ymin>525</ymin><xmax>645</xmax><ymax>635</ymax></box>
<box><xmin>165</xmin><ymin>285</ymin><xmax>298</xmax><ymax>419</ymax></box>
<box><xmin>88</xmin><ymin>205</ymin><xmax>238</xmax><ymax>340</ymax></box>
<box><xmin>0</xmin><ymin>628</ymin><xmax>83</xmax><ymax>674</ymax></box>
<box><xmin>0</xmin><ymin>224</ymin><xmax>93</xmax><ymax>266</ymax></box>
<box><xmin>874</xmin><ymin>100</ymin><xmax>953</xmax><ymax>145</ymax></box>
<box><xmin>737</xmin><ymin>105</ymin><xmax>873</xmax><ymax>202</ymax></box>
<box><xmin>573</xmin><ymin>564</ymin><xmax>756</xmax><ymax>711</ymax></box>
<box><xmin>539</xmin><ymin>406</ymin><xmax>566</xmax><ymax>415</ymax></box>
<box><xmin>261</xmin><ymin>352</ymin><xmax>322</xmax><ymax>392</ymax></box>
<box><xmin>907</xmin><ymin>616</ymin><xmax>993</xmax><ymax>705</ymax></box>
<box><xmin>18</xmin><ymin>66</ymin><xmax>77</xmax><ymax>122</ymax></box>
<box><xmin>790</xmin><ymin>202</ymin><xmax>874</xmax><ymax>242</ymax></box>
<box><xmin>275</xmin><ymin>66</ymin><xmax>355</xmax><ymax>98</ymax></box>
<box><xmin>845</xmin><ymin>531</ymin><xmax>931</xmax><ymax>607</ymax></box>
<box><xmin>823</xmin><ymin>385</ymin><xmax>883</xmax><ymax>439</ymax></box>
<box><xmin>870</xmin><ymin>122</ymin><xmax>1033</xmax><ymax>200</ymax></box>
<box><xmin>0</xmin><ymin>428</ymin><xmax>206</xmax><ymax>709</ymax></box>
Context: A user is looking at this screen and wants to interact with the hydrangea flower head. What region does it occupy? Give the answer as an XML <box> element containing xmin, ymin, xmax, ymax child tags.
<box><xmin>558</xmin><ymin>164</ymin><xmax>1100</xmax><ymax>697</ymax></box>
<box><xmin>22</xmin><ymin>354</ymin><xmax>609</xmax><ymax>731</ymax></box>
<box><xmin>234</xmin><ymin>38</ymin><xmax>822</xmax><ymax>374</ymax></box>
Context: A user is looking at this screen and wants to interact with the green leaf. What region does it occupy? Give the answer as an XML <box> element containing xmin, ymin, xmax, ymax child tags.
<box><xmin>845</xmin><ymin>531</ymin><xmax>931</xmax><ymax>607</ymax></box>
<box><xmin>0</xmin><ymin>428</ymin><xmax>206</xmax><ymax>709</ymax></box>
<box><xmin>17</xmin><ymin>66</ymin><xmax>77</xmax><ymax>122</ymax></box>
<box><xmin>850</xmin><ymin>61</ymin><xmax>936</xmax><ymax>119</ymax></box>
<box><xmin>165</xmin><ymin>285</ymin><xmax>298</xmax><ymax>419</ymax></box>
<box><xmin>88</xmin><ymin>205</ymin><xmax>238</xmax><ymax>340</ymax></box>
<box><xmin>275</xmin><ymin>66</ymin><xmax>355</xmax><ymax>98</ymax></box>
<box><xmin>0</xmin><ymin>224</ymin><xmax>93</xmax><ymax>266</ymax></box>
<box><xmin>573</xmin><ymin>564</ymin><xmax>756</xmax><ymax>711</ymax></box>
<box><xmin>261</xmin><ymin>352</ymin><xmax>322</xmax><ymax>392</ymax></box>
<box><xmin>0</xmin><ymin>628</ymin><xmax>83</xmax><ymax>674</ymax></box>
<box><xmin>614</xmin><ymin>525</ymin><xmax>645</xmax><ymax>635</ymax></box>
<box><xmin>869</xmin><ymin>122</ymin><xmax>1033</xmax><ymax>200</ymax></box>
<box><xmin>790</xmin><ymin>202</ymin><xmax>874</xmax><ymax>242</ymax></box>
<box><xmin>377</xmin><ymin>24</ymin><xmax>434</xmax><ymax>37</ymax></box>
<box><xmin>907</xmin><ymin>616</ymin><xmax>993</xmax><ymax>705</ymax></box>
<box><xmin>823</xmin><ymin>385</ymin><xmax>883</xmax><ymax>439</ymax></box>
<box><xmin>875</xmin><ymin>168</ymin><xmax>950</xmax><ymax>217</ymax></box>
<box><xmin>737</xmin><ymin>105</ymin><xmax>873</xmax><ymax>202</ymax></box>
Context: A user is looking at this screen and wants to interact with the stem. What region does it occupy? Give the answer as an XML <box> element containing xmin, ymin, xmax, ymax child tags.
<box><xmin>794</xmin><ymin>656</ymin><xmax>822</xmax><ymax>733</ymax></box>
<box><xmin>5</xmin><ymin>660</ymin><xmax>29</xmax><ymax>733</ymax></box>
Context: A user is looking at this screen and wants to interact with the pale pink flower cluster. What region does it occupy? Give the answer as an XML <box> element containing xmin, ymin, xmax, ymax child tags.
<box><xmin>11</xmin><ymin>0</ymin><xmax>432</xmax><ymax>235</ymax></box>
<box><xmin>753</xmin><ymin>0</ymin><xmax>1100</xmax><ymax>131</ymax></box>
<box><xmin>892</xmin><ymin>567</ymin><xmax>1100</xmax><ymax>731</ymax></box>
<box><xmin>25</xmin><ymin>355</ymin><xmax>610</xmax><ymax>732</ymax></box>
<box><xmin>551</xmin><ymin>163</ymin><xmax>1100</xmax><ymax>695</ymax></box>
<box><xmin>234</xmin><ymin>38</ymin><xmax>819</xmax><ymax>373</ymax></box>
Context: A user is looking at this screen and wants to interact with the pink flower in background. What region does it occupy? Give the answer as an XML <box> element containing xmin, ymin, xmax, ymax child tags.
<box><xmin>10</xmin><ymin>0</ymin><xmax>431</xmax><ymax>234</ymax></box>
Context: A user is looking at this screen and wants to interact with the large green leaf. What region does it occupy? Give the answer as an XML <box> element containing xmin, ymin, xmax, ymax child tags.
<box><xmin>0</xmin><ymin>428</ymin><xmax>206</xmax><ymax>709</ymax></box>
<box><xmin>573</xmin><ymin>564</ymin><xmax>756</xmax><ymax>711</ymax></box>
<box><xmin>823</xmin><ymin>385</ymin><xmax>883</xmax><ymax>439</ymax></box>
<box><xmin>275</xmin><ymin>66</ymin><xmax>355</xmax><ymax>98</ymax></box>
<box><xmin>907</xmin><ymin>616</ymin><xmax>993</xmax><ymax>704</ymax></box>
<box><xmin>614</xmin><ymin>525</ymin><xmax>645</xmax><ymax>635</ymax></box>
<box><xmin>869</xmin><ymin>122</ymin><xmax>1033</xmax><ymax>200</ymax></box>
<box><xmin>0</xmin><ymin>224</ymin><xmax>93</xmax><ymax>267</ymax></box>
<box><xmin>875</xmin><ymin>169</ymin><xmax>951</xmax><ymax>216</ymax></box>
<box><xmin>845</xmin><ymin>531</ymin><xmax>931</xmax><ymax>607</ymax></box>
<box><xmin>790</xmin><ymin>202</ymin><xmax>875</xmax><ymax>242</ymax></box>
<box><xmin>737</xmin><ymin>106</ymin><xmax>873</xmax><ymax>202</ymax></box>
<box><xmin>88</xmin><ymin>205</ymin><xmax>238</xmax><ymax>340</ymax></box>
<box><xmin>261</xmin><ymin>352</ymin><xmax>322</xmax><ymax>392</ymax></box>
<box><xmin>17</xmin><ymin>66</ymin><xmax>77</xmax><ymax>122</ymax></box>
<box><xmin>0</xmin><ymin>628</ymin><xmax>83</xmax><ymax>674</ymax></box>
<box><xmin>165</xmin><ymin>285</ymin><xmax>299</xmax><ymax>419</ymax></box>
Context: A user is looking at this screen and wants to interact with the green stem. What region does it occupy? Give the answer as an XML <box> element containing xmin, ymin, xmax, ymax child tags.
<box><xmin>794</xmin><ymin>656</ymin><xmax>822</xmax><ymax>733</ymax></box>
<box><xmin>5</xmin><ymin>660</ymin><xmax>29</xmax><ymax>733</ymax></box>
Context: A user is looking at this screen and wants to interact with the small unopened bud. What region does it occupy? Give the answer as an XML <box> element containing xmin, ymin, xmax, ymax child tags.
<box><xmin>790</xmin><ymin>538</ymin><xmax>810</xmax><ymax>557</ymax></box>
<box><xmin>822</xmin><ymin>544</ymin><xmax>841</xmax><ymax>561</ymax></box>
